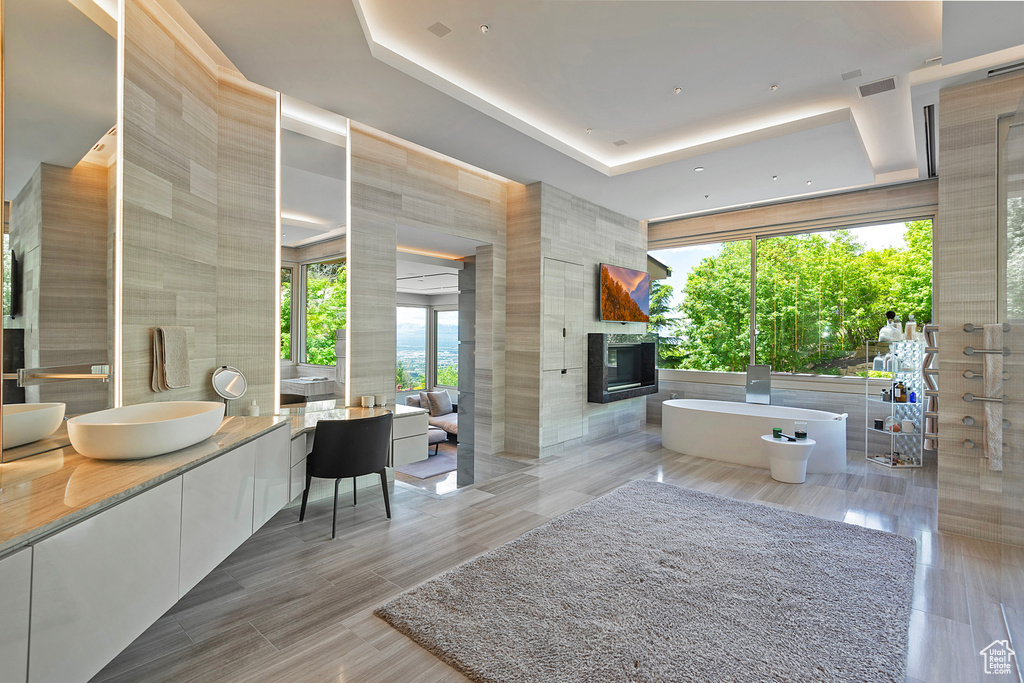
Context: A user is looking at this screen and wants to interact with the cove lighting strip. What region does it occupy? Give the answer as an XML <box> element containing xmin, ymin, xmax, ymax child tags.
<box><xmin>113</xmin><ymin>0</ymin><xmax>125</xmax><ymax>406</ymax></box>
<box><xmin>274</xmin><ymin>93</ymin><xmax>282</xmax><ymax>414</ymax></box>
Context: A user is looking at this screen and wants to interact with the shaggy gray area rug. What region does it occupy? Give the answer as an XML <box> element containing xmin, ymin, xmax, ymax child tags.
<box><xmin>376</xmin><ymin>479</ymin><xmax>916</xmax><ymax>683</ymax></box>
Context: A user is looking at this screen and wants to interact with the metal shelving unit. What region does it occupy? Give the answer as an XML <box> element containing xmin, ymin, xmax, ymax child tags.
<box><xmin>865</xmin><ymin>339</ymin><xmax>925</xmax><ymax>468</ymax></box>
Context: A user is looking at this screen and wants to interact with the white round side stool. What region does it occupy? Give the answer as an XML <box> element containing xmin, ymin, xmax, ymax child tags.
<box><xmin>760</xmin><ymin>434</ymin><xmax>816</xmax><ymax>484</ymax></box>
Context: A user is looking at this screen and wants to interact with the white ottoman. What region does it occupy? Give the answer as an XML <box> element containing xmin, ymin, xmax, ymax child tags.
<box><xmin>760</xmin><ymin>434</ymin><xmax>816</xmax><ymax>484</ymax></box>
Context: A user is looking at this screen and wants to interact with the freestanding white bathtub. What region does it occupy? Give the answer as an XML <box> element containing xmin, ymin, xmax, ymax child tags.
<box><xmin>662</xmin><ymin>399</ymin><xmax>847</xmax><ymax>474</ymax></box>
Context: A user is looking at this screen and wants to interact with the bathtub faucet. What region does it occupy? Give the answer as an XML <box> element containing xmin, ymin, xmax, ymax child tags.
<box><xmin>745</xmin><ymin>364</ymin><xmax>772</xmax><ymax>405</ymax></box>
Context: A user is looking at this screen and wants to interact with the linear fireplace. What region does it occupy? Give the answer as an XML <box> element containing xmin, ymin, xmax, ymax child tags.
<box><xmin>588</xmin><ymin>333</ymin><xmax>658</xmax><ymax>403</ymax></box>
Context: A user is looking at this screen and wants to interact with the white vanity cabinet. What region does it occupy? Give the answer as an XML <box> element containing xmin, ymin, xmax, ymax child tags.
<box><xmin>179</xmin><ymin>441</ymin><xmax>256</xmax><ymax>597</ymax></box>
<box><xmin>289</xmin><ymin>432</ymin><xmax>311</xmax><ymax>501</ymax></box>
<box><xmin>0</xmin><ymin>547</ymin><xmax>32</xmax><ymax>683</ymax></box>
<box><xmin>29</xmin><ymin>478</ymin><xmax>183</xmax><ymax>683</ymax></box>
<box><xmin>393</xmin><ymin>411</ymin><xmax>429</xmax><ymax>467</ymax></box>
<box><xmin>253</xmin><ymin>424</ymin><xmax>292</xmax><ymax>530</ymax></box>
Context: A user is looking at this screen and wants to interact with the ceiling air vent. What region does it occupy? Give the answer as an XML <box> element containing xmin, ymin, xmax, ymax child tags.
<box><xmin>858</xmin><ymin>77</ymin><xmax>896</xmax><ymax>98</ymax></box>
<box><xmin>841</xmin><ymin>69</ymin><xmax>862</xmax><ymax>81</ymax></box>
<box><xmin>613</xmin><ymin>140</ymin><xmax>628</xmax><ymax>147</ymax></box>
<box><xmin>989</xmin><ymin>61</ymin><xmax>1024</xmax><ymax>78</ymax></box>
<box><xmin>427</xmin><ymin>22</ymin><xmax>452</xmax><ymax>38</ymax></box>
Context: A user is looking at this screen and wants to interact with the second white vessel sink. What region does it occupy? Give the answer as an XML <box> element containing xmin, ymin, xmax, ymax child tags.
<box><xmin>2</xmin><ymin>403</ymin><xmax>66</xmax><ymax>449</ymax></box>
<box><xmin>67</xmin><ymin>401</ymin><xmax>226</xmax><ymax>460</ymax></box>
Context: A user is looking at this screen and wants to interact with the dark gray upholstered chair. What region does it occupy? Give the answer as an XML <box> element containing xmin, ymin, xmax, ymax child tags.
<box><xmin>299</xmin><ymin>412</ymin><xmax>393</xmax><ymax>538</ymax></box>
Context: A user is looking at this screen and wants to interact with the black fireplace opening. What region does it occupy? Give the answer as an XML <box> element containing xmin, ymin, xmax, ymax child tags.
<box><xmin>607</xmin><ymin>344</ymin><xmax>642</xmax><ymax>390</ymax></box>
<box><xmin>588</xmin><ymin>333</ymin><xmax>658</xmax><ymax>403</ymax></box>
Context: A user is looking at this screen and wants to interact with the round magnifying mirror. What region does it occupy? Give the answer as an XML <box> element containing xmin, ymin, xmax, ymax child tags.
<box><xmin>212</xmin><ymin>366</ymin><xmax>247</xmax><ymax>400</ymax></box>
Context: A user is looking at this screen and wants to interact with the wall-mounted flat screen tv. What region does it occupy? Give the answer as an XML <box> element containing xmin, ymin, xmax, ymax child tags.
<box><xmin>599</xmin><ymin>263</ymin><xmax>650</xmax><ymax>323</ymax></box>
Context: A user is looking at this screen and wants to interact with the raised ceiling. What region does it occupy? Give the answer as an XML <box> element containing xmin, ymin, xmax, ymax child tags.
<box><xmin>171</xmin><ymin>1</ymin><xmax>1024</xmax><ymax>220</ymax></box>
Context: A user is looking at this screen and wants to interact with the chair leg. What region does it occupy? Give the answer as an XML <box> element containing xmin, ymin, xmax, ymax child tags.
<box><xmin>433</xmin><ymin>442</ymin><xmax>439</xmax><ymax>456</ymax></box>
<box><xmin>299</xmin><ymin>474</ymin><xmax>312</xmax><ymax>521</ymax></box>
<box><xmin>352</xmin><ymin>478</ymin><xmax>357</xmax><ymax>507</ymax></box>
<box><xmin>331</xmin><ymin>478</ymin><xmax>340</xmax><ymax>539</ymax></box>
<box><xmin>379</xmin><ymin>469</ymin><xmax>391</xmax><ymax>519</ymax></box>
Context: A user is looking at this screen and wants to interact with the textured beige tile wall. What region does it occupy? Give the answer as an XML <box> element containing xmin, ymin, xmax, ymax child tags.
<box><xmin>541</xmin><ymin>183</ymin><xmax>648</xmax><ymax>454</ymax></box>
<box><xmin>9</xmin><ymin>163</ymin><xmax>110</xmax><ymax>413</ymax></box>
<box><xmin>505</xmin><ymin>182</ymin><xmax>647</xmax><ymax>457</ymax></box>
<box><xmin>937</xmin><ymin>71</ymin><xmax>1024</xmax><ymax>542</ymax></box>
<box><xmin>122</xmin><ymin>0</ymin><xmax>219</xmax><ymax>406</ymax></box>
<box><xmin>216</xmin><ymin>69</ymin><xmax>277</xmax><ymax>415</ymax></box>
<box><xmin>121</xmin><ymin>0</ymin><xmax>277</xmax><ymax>413</ymax></box>
<box><xmin>347</xmin><ymin>124</ymin><xmax>509</xmax><ymax>454</ymax></box>
<box><xmin>504</xmin><ymin>183</ymin><xmax>543</xmax><ymax>455</ymax></box>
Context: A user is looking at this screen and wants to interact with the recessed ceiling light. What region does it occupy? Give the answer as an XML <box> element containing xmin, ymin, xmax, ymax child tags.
<box><xmin>772</xmin><ymin>175</ymin><xmax>778</xmax><ymax>181</ymax></box>
<box><xmin>674</xmin><ymin>87</ymin><xmax>682</xmax><ymax>95</ymax></box>
<box><xmin>479</xmin><ymin>24</ymin><xmax>489</xmax><ymax>34</ymax></box>
<box><xmin>704</xmin><ymin>194</ymin><xmax>710</xmax><ymax>199</ymax></box>
<box><xmin>694</xmin><ymin>166</ymin><xmax>705</xmax><ymax>172</ymax></box>
<box><xmin>770</xmin><ymin>84</ymin><xmax>779</xmax><ymax>92</ymax></box>
<box><xmin>806</xmin><ymin>180</ymin><xmax>812</xmax><ymax>185</ymax></box>
<box><xmin>586</xmin><ymin>128</ymin><xmax>592</xmax><ymax>134</ymax></box>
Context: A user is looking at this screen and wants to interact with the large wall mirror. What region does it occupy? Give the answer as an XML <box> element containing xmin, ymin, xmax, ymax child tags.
<box><xmin>278</xmin><ymin>97</ymin><xmax>348</xmax><ymax>404</ymax></box>
<box><xmin>3</xmin><ymin>0</ymin><xmax>117</xmax><ymax>457</ymax></box>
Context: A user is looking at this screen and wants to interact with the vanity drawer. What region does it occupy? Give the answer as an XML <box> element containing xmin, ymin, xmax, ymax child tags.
<box><xmin>394</xmin><ymin>412</ymin><xmax>428</xmax><ymax>439</ymax></box>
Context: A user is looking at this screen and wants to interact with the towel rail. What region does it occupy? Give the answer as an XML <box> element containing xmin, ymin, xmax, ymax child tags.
<box><xmin>964</xmin><ymin>323</ymin><xmax>1012</xmax><ymax>333</ymax></box>
<box><xmin>963</xmin><ymin>346</ymin><xmax>1011</xmax><ymax>356</ymax></box>
<box><xmin>962</xmin><ymin>393</ymin><xmax>1005</xmax><ymax>404</ymax></box>
<box><xmin>963</xmin><ymin>369</ymin><xmax>1011</xmax><ymax>380</ymax></box>
<box><xmin>1</xmin><ymin>364</ymin><xmax>110</xmax><ymax>387</ymax></box>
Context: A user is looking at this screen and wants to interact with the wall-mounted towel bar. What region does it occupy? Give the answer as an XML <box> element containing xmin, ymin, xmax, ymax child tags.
<box><xmin>963</xmin><ymin>369</ymin><xmax>1011</xmax><ymax>380</ymax></box>
<box><xmin>964</xmin><ymin>323</ymin><xmax>1012</xmax><ymax>333</ymax></box>
<box><xmin>964</xmin><ymin>439</ymin><xmax>1011</xmax><ymax>451</ymax></box>
<box><xmin>963</xmin><ymin>393</ymin><xmax>1004</xmax><ymax>403</ymax></box>
<box><xmin>963</xmin><ymin>346</ymin><xmax>1010</xmax><ymax>356</ymax></box>
<box><xmin>962</xmin><ymin>416</ymin><xmax>1012</xmax><ymax>428</ymax></box>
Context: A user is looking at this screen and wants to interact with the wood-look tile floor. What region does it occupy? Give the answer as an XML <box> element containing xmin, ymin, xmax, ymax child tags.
<box><xmin>92</xmin><ymin>426</ymin><xmax>1022</xmax><ymax>683</ymax></box>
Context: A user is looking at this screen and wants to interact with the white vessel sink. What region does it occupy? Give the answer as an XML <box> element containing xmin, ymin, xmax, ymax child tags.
<box><xmin>2</xmin><ymin>403</ymin><xmax>66</xmax><ymax>449</ymax></box>
<box><xmin>67</xmin><ymin>401</ymin><xmax>226</xmax><ymax>460</ymax></box>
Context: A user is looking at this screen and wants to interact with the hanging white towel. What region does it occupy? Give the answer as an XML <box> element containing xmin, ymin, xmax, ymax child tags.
<box><xmin>984</xmin><ymin>323</ymin><xmax>1004</xmax><ymax>471</ymax></box>
<box><xmin>151</xmin><ymin>326</ymin><xmax>191</xmax><ymax>391</ymax></box>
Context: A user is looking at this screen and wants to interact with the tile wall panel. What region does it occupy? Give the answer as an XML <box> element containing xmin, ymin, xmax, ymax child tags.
<box><xmin>121</xmin><ymin>0</ymin><xmax>277</xmax><ymax>414</ymax></box>
<box><xmin>937</xmin><ymin>71</ymin><xmax>1024</xmax><ymax>542</ymax></box>
<box><xmin>347</xmin><ymin>124</ymin><xmax>508</xmax><ymax>454</ymax></box>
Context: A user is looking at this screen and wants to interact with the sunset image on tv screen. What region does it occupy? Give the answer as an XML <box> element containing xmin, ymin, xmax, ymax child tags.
<box><xmin>601</xmin><ymin>264</ymin><xmax>650</xmax><ymax>323</ymax></box>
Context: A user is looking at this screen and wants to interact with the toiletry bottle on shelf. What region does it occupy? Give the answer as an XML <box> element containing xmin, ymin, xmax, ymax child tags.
<box><xmin>894</xmin><ymin>315</ymin><xmax>904</xmax><ymax>340</ymax></box>
<box><xmin>246</xmin><ymin>400</ymin><xmax>260</xmax><ymax>416</ymax></box>
<box><xmin>909</xmin><ymin>390</ymin><xmax>917</xmax><ymax>404</ymax></box>
<box><xmin>905</xmin><ymin>314</ymin><xmax>916</xmax><ymax>341</ymax></box>
<box><xmin>892</xmin><ymin>381</ymin><xmax>903</xmax><ymax>403</ymax></box>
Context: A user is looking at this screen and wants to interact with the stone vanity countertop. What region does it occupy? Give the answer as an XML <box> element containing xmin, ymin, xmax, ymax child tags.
<box><xmin>280</xmin><ymin>401</ymin><xmax>428</xmax><ymax>438</ymax></box>
<box><xmin>0</xmin><ymin>416</ymin><xmax>289</xmax><ymax>558</ymax></box>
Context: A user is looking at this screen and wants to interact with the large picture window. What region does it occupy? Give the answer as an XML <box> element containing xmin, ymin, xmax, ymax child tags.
<box><xmin>435</xmin><ymin>309</ymin><xmax>459</xmax><ymax>387</ymax></box>
<box><xmin>396</xmin><ymin>306</ymin><xmax>427</xmax><ymax>391</ymax></box>
<box><xmin>280</xmin><ymin>267</ymin><xmax>292</xmax><ymax>360</ymax></box>
<box><xmin>649</xmin><ymin>219</ymin><xmax>932</xmax><ymax>377</ymax></box>
<box><xmin>303</xmin><ymin>259</ymin><xmax>346</xmax><ymax>365</ymax></box>
<box><xmin>648</xmin><ymin>240</ymin><xmax>751</xmax><ymax>371</ymax></box>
